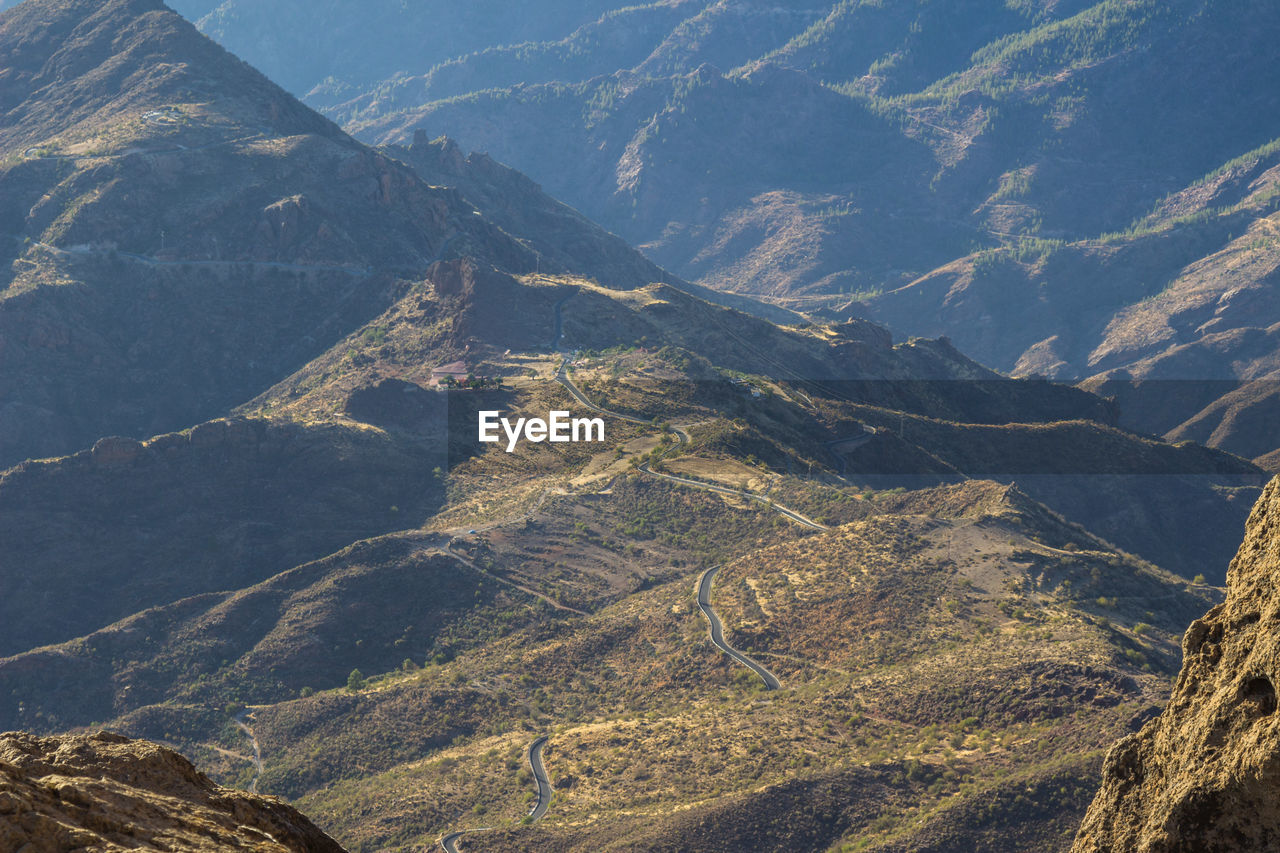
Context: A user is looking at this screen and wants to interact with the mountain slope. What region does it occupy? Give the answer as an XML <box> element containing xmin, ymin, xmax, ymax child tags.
<box><xmin>389</xmin><ymin>133</ymin><xmax>670</xmax><ymax>293</ymax></box>
<box><xmin>195</xmin><ymin>0</ymin><xmax>638</xmax><ymax>95</ymax></box>
<box><xmin>0</xmin><ymin>0</ymin><xmax>332</xmax><ymax>153</ymax></box>
<box><xmin>183</xmin><ymin>0</ymin><xmax>1279</xmax><ymax>305</ymax></box>
<box><xmin>353</xmin><ymin>60</ymin><xmax>951</xmax><ymax>299</ymax></box>
<box><xmin>863</xmin><ymin>136</ymin><xmax>1280</xmax><ymax>463</ymax></box>
<box><xmin>0</xmin><ymin>418</ymin><xmax>446</xmax><ymax>656</ymax></box>
<box><xmin>244</xmin><ymin>482</ymin><xmax>1212</xmax><ymax>852</ymax></box>
<box><xmin>0</xmin><ymin>0</ymin><xmax>539</xmax><ymax>466</ymax></box>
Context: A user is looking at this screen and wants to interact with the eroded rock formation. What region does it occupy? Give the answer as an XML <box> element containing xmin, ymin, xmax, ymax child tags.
<box><xmin>1073</xmin><ymin>476</ymin><xmax>1280</xmax><ymax>852</ymax></box>
<box><xmin>0</xmin><ymin>731</ymin><xmax>346</xmax><ymax>852</ymax></box>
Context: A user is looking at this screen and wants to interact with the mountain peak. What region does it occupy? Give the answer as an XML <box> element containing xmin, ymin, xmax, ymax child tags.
<box><xmin>0</xmin><ymin>0</ymin><xmax>336</xmax><ymax>154</ymax></box>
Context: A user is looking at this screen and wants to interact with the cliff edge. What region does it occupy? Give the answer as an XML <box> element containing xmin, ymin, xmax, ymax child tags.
<box><xmin>0</xmin><ymin>730</ymin><xmax>346</xmax><ymax>852</ymax></box>
<box><xmin>1073</xmin><ymin>476</ymin><xmax>1280</xmax><ymax>852</ymax></box>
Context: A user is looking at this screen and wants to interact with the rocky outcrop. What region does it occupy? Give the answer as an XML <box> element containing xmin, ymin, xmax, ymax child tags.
<box><xmin>0</xmin><ymin>730</ymin><xmax>346</xmax><ymax>852</ymax></box>
<box><xmin>1072</xmin><ymin>476</ymin><xmax>1280</xmax><ymax>852</ymax></box>
<box><xmin>90</xmin><ymin>436</ymin><xmax>145</xmax><ymax>468</ymax></box>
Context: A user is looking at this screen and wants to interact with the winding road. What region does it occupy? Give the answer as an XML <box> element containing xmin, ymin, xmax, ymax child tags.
<box><xmin>439</xmin><ymin>735</ymin><xmax>551</xmax><ymax>852</ymax></box>
<box><xmin>440</xmin><ymin>831</ymin><xmax>471</xmax><ymax>853</ymax></box>
<box><xmin>437</xmin><ymin>271</ymin><xmax>812</xmax><ymax>849</ymax></box>
<box><xmin>526</xmin><ymin>735</ymin><xmax>552</xmax><ymax>821</ymax></box>
<box><xmin>21</xmin><ymin>129</ymin><xmax>271</xmax><ymax>164</ymax></box>
<box><xmin>10</xmin><ymin>202</ymin><xmax>469</xmax><ymax>280</ymax></box>
<box><xmin>646</xmin><ymin>467</ymin><xmax>826</xmax><ymax>530</ymax></box>
<box><xmin>550</xmin><ymin>292</ymin><xmax>829</xmax><ymax>532</ymax></box>
<box><xmin>696</xmin><ymin>567</ymin><xmax>782</xmax><ymax>690</ymax></box>
<box><xmin>12</xmin><ymin>235</ymin><xmax>373</xmax><ymax>277</ymax></box>
<box><xmin>554</xmin><ymin>356</ymin><xmax>827</xmax><ymax>532</ymax></box>
<box><xmin>549</xmin><ymin>290</ymin><xmax>578</xmax><ymax>350</ymax></box>
<box><xmin>435</xmin><ymin>545</ymin><xmax>588</xmax><ymax>617</ymax></box>
<box><xmin>825</xmin><ymin>425</ymin><xmax>877</xmax><ymax>475</ymax></box>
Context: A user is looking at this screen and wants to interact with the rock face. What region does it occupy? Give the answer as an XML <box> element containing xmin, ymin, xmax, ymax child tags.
<box><xmin>0</xmin><ymin>731</ymin><xmax>347</xmax><ymax>852</ymax></box>
<box><xmin>1073</xmin><ymin>476</ymin><xmax>1280</xmax><ymax>852</ymax></box>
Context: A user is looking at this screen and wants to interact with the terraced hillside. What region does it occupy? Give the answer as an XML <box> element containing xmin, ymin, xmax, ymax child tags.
<box><xmin>0</xmin><ymin>1</ymin><xmax>1270</xmax><ymax>851</ymax></box>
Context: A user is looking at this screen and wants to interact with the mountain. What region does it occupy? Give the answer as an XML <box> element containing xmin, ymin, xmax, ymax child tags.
<box><xmin>0</xmin><ymin>0</ymin><xmax>542</xmax><ymax>467</ymax></box>
<box><xmin>1072</xmin><ymin>476</ymin><xmax>1280</xmax><ymax>852</ymax></box>
<box><xmin>863</xmin><ymin>137</ymin><xmax>1280</xmax><ymax>468</ymax></box>
<box><xmin>0</xmin><ymin>1</ymin><xmax>1273</xmax><ymax>851</ymax></box>
<box><xmin>0</xmin><ymin>0</ymin><xmax>824</xmax><ymax>468</ymax></box>
<box><xmin>190</xmin><ymin>0</ymin><xmax>633</xmax><ymax>96</ymax></box>
<box><xmin>0</xmin><ymin>730</ymin><xmax>347</xmax><ymax>852</ymax></box>
<box><xmin>349</xmin><ymin>54</ymin><xmax>951</xmax><ymax>298</ymax></box>
<box><xmin>4</xmin><ymin>477</ymin><xmax>1225</xmax><ymax>852</ymax></box>
<box><xmin>217</xmin><ymin>484</ymin><xmax>1221</xmax><ymax>851</ymax></box>
<box><xmin>181</xmin><ymin>0</ymin><xmax>1280</xmax><ymax>301</ymax></box>
<box><xmin>0</xmin><ymin>419</ymin><xmax>450</xmax><ymax>657</ymax></box>
<box><xmin>160</xmin><ymin>0</ymin><xmax>1280</xmax><ymax>465</ymax></box>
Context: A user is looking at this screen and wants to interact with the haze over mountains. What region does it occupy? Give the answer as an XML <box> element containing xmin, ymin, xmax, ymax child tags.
<box><xmin>1</xmin><ymin>0</ymin><xmax>1277</xmax><ymax>851</ymax></box>
<box><xmin>156</xmin><ymin>0</ymin><xmax>1280</xmax><ymax>466</ymax></box>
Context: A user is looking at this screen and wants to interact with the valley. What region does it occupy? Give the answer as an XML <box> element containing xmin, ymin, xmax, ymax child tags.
<box><xmin>1</xmin><ymin>1</ymin><xmax>1277</xmax><ymax>852</ymax></box>
<box><xmin>2</xmin><ymin>256</ymin><xmax>1246</xmax><ymax>849</ymax></box>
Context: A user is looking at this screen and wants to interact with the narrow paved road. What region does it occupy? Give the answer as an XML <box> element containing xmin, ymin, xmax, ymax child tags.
<box><xmin>439</xmin><ymin>734</ymin><xmax>550</xmax><ymax>851</ymax></box>
<box><xmin>22</xmin><ymin>130</ymin><xmax>270</xmax><ymax>164</ymax></box>
<box><xmin>527</xmin><ymin>736</ymin><xmax>552</xmax><ymax>821</ymax></box>
<box><xmin>549</xmin><ymin>290</ymin><xmax>578</xmax><ymax>350</ymax></box>
<box><xmin>555</xmin><ymin>357</ymin><xmax>648</xmax><ymax>425</ymax></box>
<box><xmin>696</xmin><ymin>567</ymin><xmax>782</xmax><ymax>690</ymax></box>
<box><xmin>12</xmin><ymin>220</ymin><xmax>469</xmax><ymax>279</ymax></box>
<box><xmin>551</xmin><ymin>298</ymin><xmax>824</xmax><ymax>531</ymax></box>
<box><xmin>11</xmin><ymin>235</ymin><xmax>374</xmax><ymax>277</ymax></box>
<box><xmin>648</xmin><ymin>467</ymin><xmax>826</xmax><ymax>530</ymax></box>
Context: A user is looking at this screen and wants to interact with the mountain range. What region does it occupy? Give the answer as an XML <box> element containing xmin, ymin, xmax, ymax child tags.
<box><xmin>149</xmin><ymin>0</ymin><xmax>1280</xmax><ymax>466</ymax></box>
<box><xmin>1</xmin><ymin>1</ymin><xmax>1276</xmax><ymax>851</ymax></box>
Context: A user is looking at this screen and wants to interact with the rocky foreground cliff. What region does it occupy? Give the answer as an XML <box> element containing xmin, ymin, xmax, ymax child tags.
<box><xmin>0</xmin><ymin>731</ymin><xmax>346</xmax><ymax>852</ymax></box>
<box><xmin>1073</xmin><ymin>476</ymin><xmax>1280</xmax><ymax>852</ymax></box>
